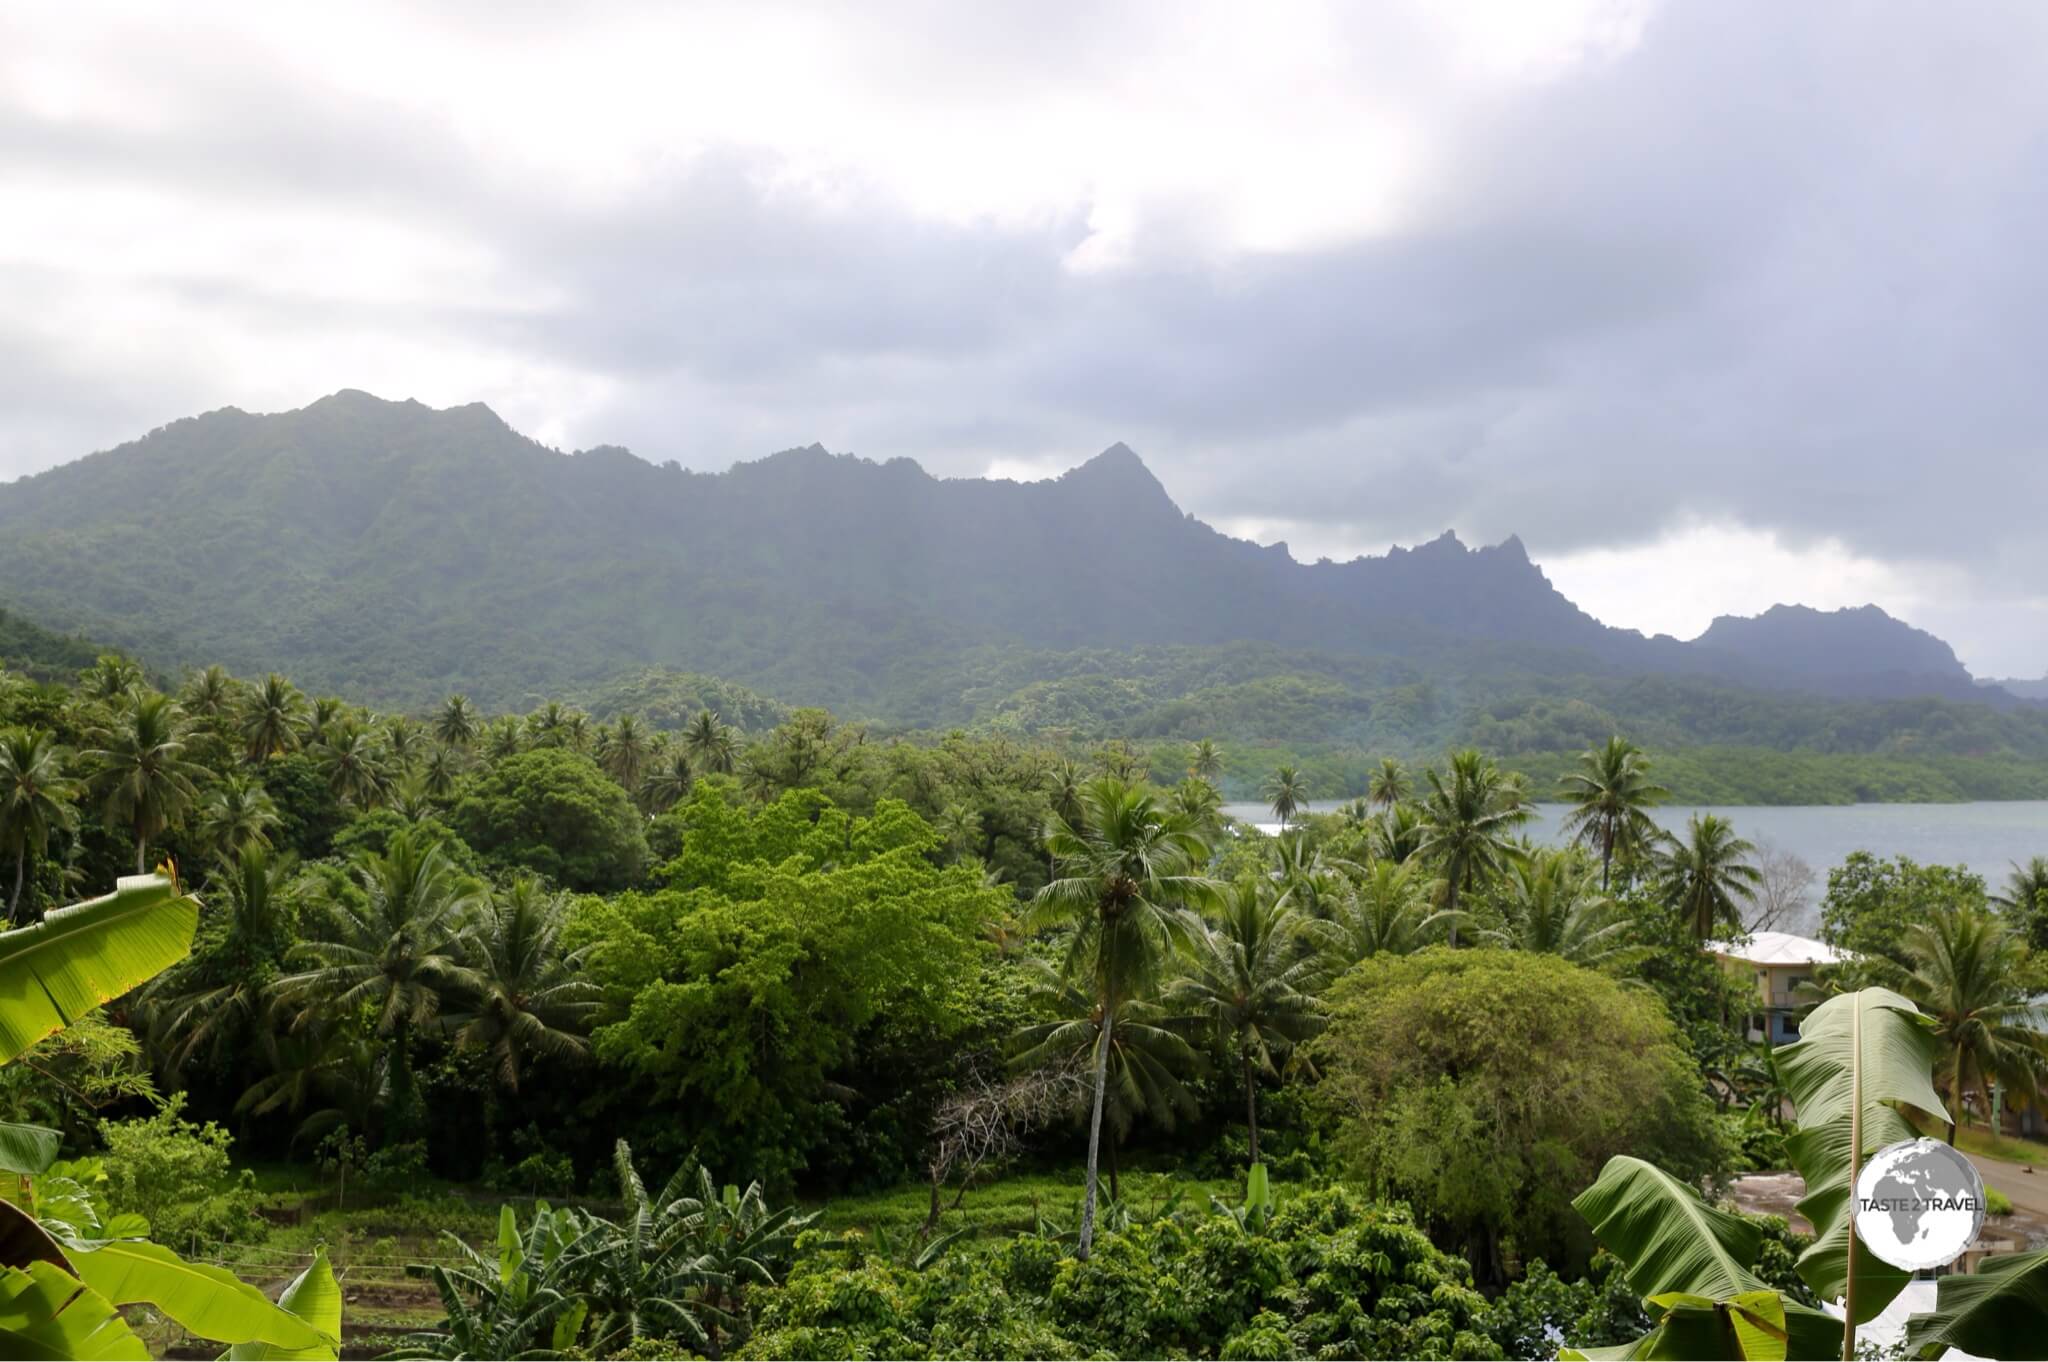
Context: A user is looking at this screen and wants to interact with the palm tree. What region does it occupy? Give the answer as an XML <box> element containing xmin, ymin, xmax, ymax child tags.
<box><xmin>1030</xmin><ymin>776</ymin><xmax>1217</xmax><ymax>1258</ymax></box>
<box><xmin>242</xmin><ymin>674</ymin><xmax>308</xmax><ymax>761</ymax></box>
<box><xmin>179</xmin><ymin>664</ymin><xmax>239</xmax><ymax>722</ymax></box>
<box><xmin>1370</xmin><ymin>800</ymin><xmax>1427</xmax><ymax>864</ymax></box>
<box><xmin>597</xmin><ymin>714</ymin><xmax>651</xmax><ymax>791</ymax></box>
<box><xmin>315</xmin><ymin>723</ymin><xmax>392</xmax><ymax>809</ymax></box>
<box><xmin>1993</xmin><ymin>856</ymin><xmax>2048</xmax><ymax>946</ymax></box>
<box><xmin>1312</xmin><ymin>859</ymin><xmax>1446</xmax><ymax>971</ymax></box>
<box><xmin>638</xmin><ymin>749</ymin><xmax>695</xmax><ymax>814</ymax></box>
<box><xmin>1169</xmin><ymin>777</ymin><xmax>1222</xmax><ymax>836</ymax></box>
<box><xmin>421</xmin><ymin>744</ymin><xmax>466</xmax><ymax>800</ymax></box>
<box><xmin>1558</xmin><ymin>736</ymin><xmax>1669</xmax><ymax>889</ymax></box>
<box><xmin>934</xmin><ymin>804</ymin><xmax>982</xmax><ymax>863</ymax></box>
<box><xmin>445</xmin><ymin>877</ymin><xmax>598</xmax><ymax>1093</ymax></box>
<box><xmin>276</xmin><ymin>829</ymin><xmax>483</xmax><ymax>1138</ymax></box>
<box><xmin>384</xmin><ymin>715</ymin><xmax>425</xmax><ymax>774</ymax></box>
<box><xmin>196</xmin><ymin>774</ymin><xmax>280</xmax><ymax>860</ymax></box>
<box><xmin>143</xmin><ymin>845</ymin><xmax>297</xmax><ymax>1075</ymax></box>
<box><xmin>1660</xmin><ymin>813</ymin><xmax>1762</xmax><ymax>941</ymax></box>
<box><xmin>1900</xmin><ymin>906</ymin><xmax>2048</xmax><ymax>1142</ymax></box>
<box><xmin>1415</xmin><ymin>748</ymin><xmax>1529</xmax><ymax>942</ymax></box>
<box><xmin>1367</xmin><ymin>757</ymin><xmax>1409</xmax><ymax>810</ymax></box>
<box><xmin>1188</xmin><ymin>739</ymin><xmax>1223</xmax><ymax>783</ymax></box>
<box><xmin>1263</xmin><ymin>765</ymin><xmax>1308</xmax><ymax>833</ymax></box>
<box><xmin>1009</xmin><ymin>961</ymin><xmax>1203</xmax><ymax>1202</ymax></box>
<box><xmin>1481</xmin><ymin>849</ymin><xmax>1648</xmax><ymax>971</ymax></box>
<box><xmin>682</xmin><ymin>710</ymin><xmax>738</xmax><ymax>775</ymax></box>
<box><xmin>1270</xmin><ymin>835</ymin><xmax>1358</xmax><ymax>919</ymax></box>
<box><xmin>1046</xmin><ymin>760</ymin><xmax>1087</xmax><ymax>827</ymax></box>
<box><xmin>436</xmin><ymin>695</ymin><xmax>479</xmax><ymax>749</ymax></box>
<box><xmin>0</xmin><ymin>729</ymin><xmax>79</xmax><ymax>919</ymax></box>
<box><xmin>81</xmin><ymin>653</ymin><xmax>144</xmax><ymax>701</ymax></box>
<box><xmin>305</xmin><ymin>696</ymin><xmax>347</xmax><ymax>746</ymax></box>
<box><xmin>85</xmin><ymin>692</ymin><xmax>204</xmax><ymax>872</ymax></box>
<box><xmin>484</xmin><ymin>716</ymin><xmax>524</xmax><ymax>761</ymax></box>
<box><xmin>1165</xmin><ymin>882</ymin><xmax>1324</xmax><ymax>1166</ymax></box>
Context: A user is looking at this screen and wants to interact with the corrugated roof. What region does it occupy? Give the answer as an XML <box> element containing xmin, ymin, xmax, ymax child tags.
<box><xmin>1708</xmin><ymin>930</ymin><xmax>1851</xmax><ymax>967</ymax></box>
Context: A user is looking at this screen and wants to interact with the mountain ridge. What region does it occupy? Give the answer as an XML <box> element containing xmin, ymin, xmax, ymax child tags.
<box><xmin>0</xmin><ymin>390</ymin><xmax>2001</xmax><ymax>714</ymax></box>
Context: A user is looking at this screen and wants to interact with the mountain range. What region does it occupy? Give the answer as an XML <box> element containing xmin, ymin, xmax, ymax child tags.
<box><xmin>0</xmin><ymin>391</ymin><xmax>2014</xmax><ymax>727</ymax></box>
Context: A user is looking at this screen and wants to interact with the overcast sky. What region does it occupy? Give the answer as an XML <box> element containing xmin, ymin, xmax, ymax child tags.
<box><xmin>4</xmin><ymin>2</ymin><xmax>2045</xmax><ymax>676</ymax></box>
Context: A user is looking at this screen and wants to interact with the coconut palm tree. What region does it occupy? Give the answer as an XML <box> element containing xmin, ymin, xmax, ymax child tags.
<box><xmin>1558</xmin><ymin>736</ymin><xmax>1669</xmax><ymax>889</ymax></box>
<box><xmin>80</xmin><ymin>653</ymin><xmax>144</xmax><ymax>701</ymax></box>
<box><xmin>1263</xmin><ymin>765</ymin><xmax>1308</xmax><ymax>833</ymax></box>
<box><xmin>1481</xmin><ymin>849</ymin><xmax>1649</xmax><ymax>971</ymax></box>
<box><xmin>682</xmin><ymin>710</ymin><xmax>738</xmax><ymax>775</ymax></box>
<box><xmin>1165</xmin><ymin>882</ymin><xmax>1324</xmax><ymax>1166</ymax></box>
<box><xmin>1370</xmin><ymin>800</ymin><xmax>1428</xmax><ymax>864</ymax></box>
<box><xmin>1900</xmin><ymin>906</ymin><xmax>2048</xmax><ymax>1142</ymax></box>
<box><xmin>143</xmin><ymin>844</ymin><xmax>297</xmax><ymax>1075</ymax></box>
<box><xmin>1009</xmin><ymin>961</ymin><xmax>1203</xmax><ymax>1202</ymax></box>
<box><xmin>384</xmin><ymin>715</ymin><xmax>425</xmax><ymax>775</ymax></box>
<box><xmin>484</xmin><ymin>716</ymin><xmax>524</xmax><ymax>761</ymax></box>
<box><xmin>315</xmin><ymin>722</ymin><xmax>392</xmax><ymax>810</ymax></box>
<box><xmin>436</xmin><ymin>694</ymin><xmax>479</xmax><ymax>749</ymax></box>
<box><xmin>1993</xmin><ymin>856</ymin><xmax>2048</xmax><ymax>947</ymax></box>
<box><xmin>1188</xmin><ymin>739</ymin><xmax>1223</xmax><ymax>783</ymax></box>
<box><xmin>1367</xmin><ymin>757</ymin><xmax>1409</xmax><ymax>810</ymax></box>
<box><xmin>179</xmin><ymin>664</ymin><xmax>239</xmax><ymax>723</ymax></box>
<box><xmin>444</xmin><ymin>877</ymin><xmax>598</xmax><ymax>1093</ymax></box>
<box><xmin>421</xmin><ymin>744</ymin><xmax>466</xmax><ymax>800</ymax></box>
<box><xmin>305</xmin><ymin>696</ymin><xmax>347</xmax><ymax>746</ymax></box>
<box><xmin>1415</xmin><ymin>748</ymin><xmax>1529</xmax><ymax>942</ymax></box>
<box><xmin>934</xmin><ymin>804</ymin><xmax>982</xmax><ymax>863</ymax></box>
<box><xmin>277</xmin><ymin>829</ymin><xmax>483</xmax><ymax>1138</ymax></box>
<box><xmin>1046</xmin><ymin>760</ymin><xmax>1087</xmax><ymax>827</ymax></box>
<box><xmin>1029</xmin><ymin>776</ymin><xmax>1217</xmax><ymax>1258</ymax></box>
<box><xmin>242</xmin><ymin>673</ymin><xmax>308</xmax><ymax>761</ymax></box>
<box><xmin>1312</xmin><ymin>858</ymin><xmax>1447</xmax><ymax>971</ymax></box>
<box><xmin>1270</xmin><ymin>835</ymin><xmax>1358</xmax><ymax>920</ymax></box>
<box><xmin>638</xmin><ymin>749</ymin><xmax>695</xmax><ymax>814</ymax></box>
<box><xmin>597</xmin><ymin>713</ymin><xmax>651</xmax><ymax>791</ymax></box>
<box><xmin>1660</xmin><ymin>814</ymin><xmax>1762</xmax><ymax>941</ymax></box>
<box><xmin>0</xmin><ymin>728</ymin><xmax>80</xmax><ymax>919</ymax></box>
<box><xmin>85</xmin><ymin>692</ymin><xmax>204</xmax><ymax>872</ymax></box>
<box><xmin>1169</xmin><ymin>777</ymin><xmax>1222</xmax><ymax>836</ymax></box>
<box><xmin>196</xmin><ymin>773</ymin><xmax>280</xmax><ymax>860</ymax></box>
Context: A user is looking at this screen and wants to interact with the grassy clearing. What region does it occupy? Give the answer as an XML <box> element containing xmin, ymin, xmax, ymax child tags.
<box><xmin>1904</xmin><ymin>1113</ymin><xmax>2048</xmax><ymax>1169</ymax></box>
<box><xmin>814</xmin><ymin>1166</ymin><xmax>1246</xmax><ymax>1241</ymax></box>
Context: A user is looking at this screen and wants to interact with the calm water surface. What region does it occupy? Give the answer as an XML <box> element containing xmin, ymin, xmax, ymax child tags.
<box><xmin>1221</xmin><ymin>800</ymin><xmax>2048</xmax><ymax>930</ymax></box>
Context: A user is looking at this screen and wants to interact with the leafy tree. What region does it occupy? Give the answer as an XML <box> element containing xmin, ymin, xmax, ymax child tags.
<box><xmin>1029</xmin><ymin>776</ymin><xmax>1216</xmax><ymax>1259</ymax></box>
<box><xmin>1991</xmin><ymin>854</ymin><xmax>2048</xmax><ymax>951</ymax></box>
<box><xmin>1415</xmin><ymin>748</ymin><xmax>1529</xmax><ymax>940</ymax></box>
<box><xmin>1262</xmin><ymin>764</ymin><xmax>1307</xmax><ymax>833</ymax></box>
<box><xmin>446</xmin><ymin>877</ymin><xmax>598</xmax><ymax>1093</ymax></box>
<box><xmin>242</xmin><ymin>673</ymin><xmax>308</xmax><ymax>761</ymax></box>
<box><xmin>1818</xmin><ymin>851</ymin><xmax>1985</xmax><ymax>966</ymax></box>
<box><xmin>1898</xmin><ymin>905</ymin><xmax>2048</xmax><ymax>1142</ymax></box>
<box><xmin>1482</xmin><ymin>849</ymin><xmax>1647</xmax><ymax>972</ymax></box>
<box><xmin>1661</xmin><ymin>813</ymin><xmax>1762</xmax><ymax>941</ymax></box>
<box><xmin>1165</xmin><ymin>881</ymin><xmax>1324</xmax><ymax>1166</ymax></box>
<box><xmin>1557</xmin><ymin>736</ymin><xmax>1668</xmax><ymax>889</ymax></box>
<box><xmin>142</xmin><ymin>844</ymin><xmax>298</xmax><ymax>1077</ymax></box>
<box><xmin>450</xmin><ymin>748</ymin><xmax>649</xmax><ymax>891</ymax></box>
<box><xmin>1316</xmin><ymin>948</ymin><xmax>1724</xmax><ymax>1287</ymax></box>
<box><xmin>0</xmin><ymin>729</ymin><xmax>78</xmax><ymax>920</ymax></box>
<box><xmin>83</xmin><ymin>691</ymin><xmax>204</xmax><ymax>872</ymax></box>
<box><xmin>277</xmin><ymin>829</ymin><xmax>483</xmax><ymax>1142</ymax></box>
<box><xmin>1311</xmin><ymin>858</ymin><xmax>1446</xmax><ymax>970</ymax></box>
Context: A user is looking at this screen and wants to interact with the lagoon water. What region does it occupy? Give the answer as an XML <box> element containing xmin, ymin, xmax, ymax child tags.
<box><xmin>1220</xmin><ymin>799</ymin><xmax>2048</xmax><ymax>931</ymax></box>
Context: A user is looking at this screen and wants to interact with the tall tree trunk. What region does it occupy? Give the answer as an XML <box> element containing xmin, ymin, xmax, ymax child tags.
<box><xmin>1947</xmin><ymin>1041</ymin><xmax>1964</xmax><ymax>1144</ymax></box>
<box><xmin>1242</xmin><ymin>1047</ymin><xmax>1261</xmax><ymax>1166</ymax></box>
<box><xmin>8</xmin><ymin>854</ymin><xmax>23</xmax><ymax>922</ymax></box>
<box><xmin>1078</xmin><ymin>1009</ymin><xmax>1113</xmax><ymax>1261</ymax></box>
<box><xmin>1600</xmin><ymin>825</ymin><xmax>1614</xmax><ymax>891</ymax></box>
<box><xmin>134</xmin><ymin>834</ymin><xmax>148</xmax><ymax>875</ymax></box>
<box><xmin>1445</xmin><ymin>872</ymin><xmax>1461</xmax><ymax>949</ymax></box>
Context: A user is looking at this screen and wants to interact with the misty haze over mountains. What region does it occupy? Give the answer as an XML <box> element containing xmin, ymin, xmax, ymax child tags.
<box><xmin>0</xmin><ymin>390</ymin><xmax>2013</xmax><ymax>717</ymax></box>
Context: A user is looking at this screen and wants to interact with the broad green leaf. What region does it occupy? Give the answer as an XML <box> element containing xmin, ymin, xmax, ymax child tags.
<box><xmin>1900</xmin><ymin>1249</ymin><xmax>2048</xmax><ymax>1360</ymax></box>
<box><xmin>0</xmin><ymin>1124</ymin><xmax>59</xmax><ymax>1177</ymax></box>
<box><xmin>227</xmin><ymin>1248</ymin><xmax>340</xmax><ymax>1362</ymax></box>
<box><xmin>1777</xmin><ymin>989</ymin><xmax>1944</xmax><ymax>1322</ymax></box>
<box><xmin>0</xmin><ymin>1196</ymin><xmax>73</xmax><ymax>1273</ymax></box>
<box><xmin>0</xmin><ymin>1261</ymin><xmax>147</xmax><ymax>1360</ymax></box>
<box><xmin>497</xmin><ymin>1204</ymin><xmax>519</xmax><ymax>1288</ymax></box>
<box><xmin>1722</xmin><ymin>1288</ymin><xmax>1789</xmax><ymax>1361</ymax></box>
<box><xmin>1783</xmin><ymin>1110</ymin><xmax>1914</xmax><ymax>1318</ymax></box>
<box><xmin>1246</xmin><ymin>1161</ymin><xmax>1271</xmax><ymax>1214</ymax></box>
<box><xmin>551</xmin><ymin>1297</ymin><xmax>588</xmax><ymax>1353</ymax></box>
<box><xmin>71</xmin><ymin>1239</ymin><xmax>330</xmax><ymax>1350</ymax></box>
<box><xmin>0</xmin><ymin>874</ymin><xmax>199</xmax><ymax>1065</ymax></box>
<box><xmin>1572</xmin><ymin>1155</ymin><xmax>1765</xmax><ymax>1299</ymax></box>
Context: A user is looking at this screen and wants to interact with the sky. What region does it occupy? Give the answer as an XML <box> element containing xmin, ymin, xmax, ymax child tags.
<box><xmin>3</xmin><ymin>1</ymin><xmax>2045</xmax><ymax>676</ymax></box>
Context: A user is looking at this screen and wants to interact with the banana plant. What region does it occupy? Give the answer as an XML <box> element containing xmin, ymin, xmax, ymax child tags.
<box><xmin>1899</xmin><ymin>1248</ymin><xmax>2048</xmax><ymax>1359</ymax></box>
<box><xmin>1566</xmin><ymin>988</ymin><xmax>1951</xmax><ymax>1361</ymax></box>
<box><xmin>0</xmin><ymin>872</ymin><xmax>341</xmax><ymax>1359</ymax></box>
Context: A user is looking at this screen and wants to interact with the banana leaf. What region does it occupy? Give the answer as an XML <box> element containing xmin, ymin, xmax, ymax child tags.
<box><xmin>1776</xmin><ymin>988</ymin><xmax>1947</xmax><ymax>1320</ymax></box>
<box><xmin>0</xmin><ymin>1260</ymin><xmax>147</xmax><ymax>1360</ymax></box>
<box><xmin>70</xmin><ymin>1239</ymin><xmax>331</xmax><ymax>1351</ymax></box>
<box><xmin>1571</xmin><ymin>1155</ymin><xmax>1766</xmax><ymax>1299</ymax></box>
<box><xmin>0</xmin><ymin>1124</ymin><xmax>59</xmax><ymax>1178</ymax></box>
<box><xmin>226</xmin><ymin>1248</ymin><xmax>340</xmax><ymax>1362</ymax></box>
<box><xmin>1900</xmin><ymin>1249</ymin><xmax>2048</xmax><ymax>1360</ymax></box>
<box><xmin>0</xmin><ymin>874</ymin><xmax>199</xmax><ymax>1064</ymax></box>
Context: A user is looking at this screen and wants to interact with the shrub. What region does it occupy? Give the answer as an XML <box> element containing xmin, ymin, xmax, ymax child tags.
<box><xmin>98</xmin><ymin>1094</ymin><xmax>263</xmax><ymax>1245</ymax></box>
